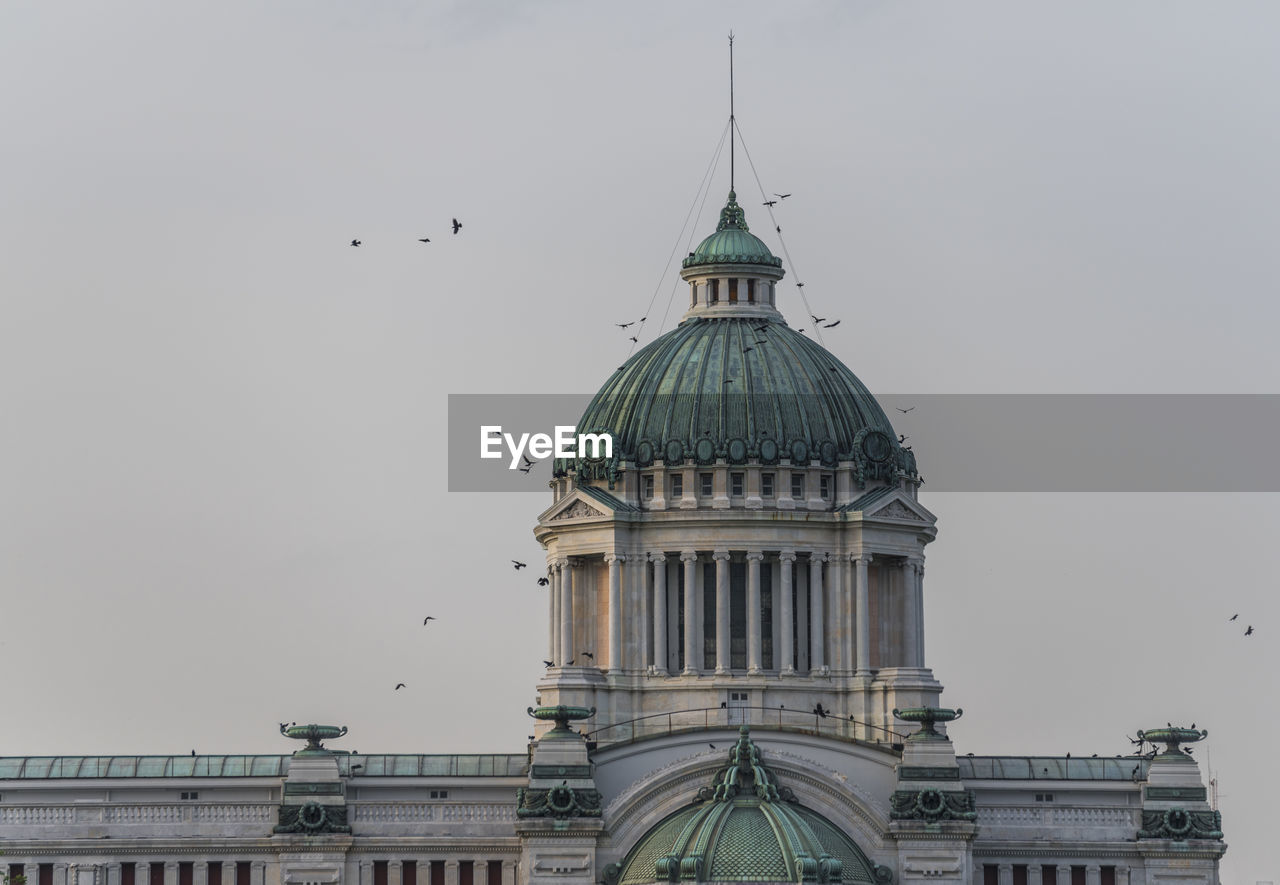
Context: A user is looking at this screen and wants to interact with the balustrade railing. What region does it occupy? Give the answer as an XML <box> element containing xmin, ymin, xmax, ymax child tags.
<box><xmin>583</xmin><ymin>705</ymin><xmax>907</xmax><ymax>746</ymax></box>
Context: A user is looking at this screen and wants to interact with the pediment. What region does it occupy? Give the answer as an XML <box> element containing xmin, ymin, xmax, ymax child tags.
<box><xmin>538</xmin><ymin>486</ymin><xmax>628</xmax><ymax>524</ymax></box>
<box><xmin>857</xmin><ymin>491</ymin><xmax>935</xmax><ymax>525</ymax></box>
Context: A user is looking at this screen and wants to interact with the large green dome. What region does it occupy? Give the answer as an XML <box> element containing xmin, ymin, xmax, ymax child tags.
<box><xmin>604</xmin><ymin>728</ymin><xmax>889</xmax><ymax>885</ymax></box>
<box><xmin>561</xmin><ymin>315</ymin><xmax>912</xmax><ymax>483</ymax></box>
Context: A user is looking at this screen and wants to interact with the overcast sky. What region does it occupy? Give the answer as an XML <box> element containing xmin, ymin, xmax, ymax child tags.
<box><xmin>1</xmin><ymin>2</ymin><xmax>1276</xmax><ymax>878</ymax></box>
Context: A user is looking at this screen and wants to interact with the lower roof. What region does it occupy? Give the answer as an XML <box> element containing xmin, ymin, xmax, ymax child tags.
<box><xmin>0</xmin><ymin>754</ymin><xmax>527</xmax><ymax>780</ymax></box>
<box><xmin>959</xmin><ymin>756</ymin><xmax>1150</xmax><ymax>781</ymax></box>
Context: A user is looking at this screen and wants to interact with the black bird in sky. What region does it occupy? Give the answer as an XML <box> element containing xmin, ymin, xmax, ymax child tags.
<box><xmin>191</xmin><ymin>750</ymin><xmax>196</xmax><ymax>757</ymax></box>
<box><xmin>896</xmin><ymin>407</ymin><xmax>915</xmax><ymax>414</ymax></box>
<box><xmin>811</xmin><ymin>315</ymin><xmax>826</xmax><ymax>324</ymax></box>
<box><xmin>617</xmin><ymin>322</ymin><xmax>634</xmax><ymax>329</ymax></box>
<box><xmin>543</xmin><ymin>660</ymin><xmax>554</xmax><ymax>668</ymax></box>
<box><xmin>708</xmin><ymin>743</ymin><xmax>716</xmax><ymax>749</ymax></box>
<box><xmin>537</xmin><ymin>576</ymin><xmax>549</xmax><ymax>586</ymax></box>
<box><xmin>395</xmin><ymin>683</ymin><xmax>406</xmax><ymax>690</ymax></box>
<box><xmin>423</xmin><ymin>616</ymin><xmax>436</xmax><ymax>624</ymax></box>
<box><xmin>521</xmin><ymin>455</ymin><xmax>533</xmax><ymax>466</ymax></box>
<box><xmin>629</xmin><ymin>336</ymin><xmax>638</xmax><ymax>343</ymax></box>
<box><xmin>775</xmin><ymin>193</ymin><xmax>791</xmax><ymax>200</ymax></box>
<box><xmin>762</xmin><ymin>200</ymin><xmax>777</xmax><ymax>207</ymax></box>
<box><xmin>565</xmin><ymin>658</ymin><xmax>574</xmax><ymax>665</ymax></box>
<box><xmin>350</xmin><ymin>239</ymin><xmax>361</xmax><ymax>247</ymax></box>
<box><xmin>795</xmin><ymin>282</ymin><xmax>805</xmax><ymax>288</ymax></box>
<box><xmin>1229</xmin><ymin>613</ymin><xmax>1238</xmax><ymax>621</ymax></box>
<box><xmin>823</xmin><ymin>320</ymin><xmax>841</xmax><ymax>328</ymax></box>
<box><xmin>1245</xmin><ymin>625</ymin><xmax>1254</xmax><ymax>636</ymax></box>
<box><xmin>518</xmin><ymin>463</ymin><xmax>533</xmax><ymax>474</ymax></box>
<box><xmin>418</xmin><ymin>238</ymin><xmax>430</xmax><ymax>243</ymax></box>
<box><xmin>581</xmin><ymin>651</ymin><xmax>594</xmax><ymax>660</ymax></box>
<box><xmin>452</xmin><ymin>218</ymin><xmax>462</xmax><ymax>234</ymax></box>
<box><xmin>512</xmin><ymin>560</ymin><xmax>527</xmax><ymax>569</ymax></box>
<box><xmin>775</xmin><ymin>226</ymin><xmax>781</xmax><ymax>233</ymax></box>
<box><xmin>898</xmin><ymin>434</ymin><xmax>908</xmax><ymax>443</ymax></box>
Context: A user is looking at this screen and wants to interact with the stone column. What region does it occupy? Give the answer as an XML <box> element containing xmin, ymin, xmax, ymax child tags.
<box><xmin>854</xmin><ymin>555</ymin><xmax>872</xmax><ymax>675</ymax></box>
<box><xmin>559</xmin><ymin>558</ymin><xmax>574</xmax><ymax>667</ymax></box>
<box><xmin>549</xmin><ymin>564</ymin><xmax>559</xmax><ymax>664</ymax></box>
<box><xmin>605</xmin><ymin>553</ymin><xmax>624</xmax><ymax>673</ymax></box>
<box><xmin>444</xmin><ymin>861</ymin><xmax>460</xmax><ymax>885</ymax></box>
<box><xmin>900</xmin><ymin>558</ymin><xmax>917</xmax><ymax>668</ymax></box>
<box><xmin>914</xmin><ymin>558</ymin><xmax>926</xmax><ymax>668</ymax></box>
<box><xmin>501</xmin><ymin>861</ymin><xmax>517</xmax><ymax>885</ymax></box>
<box><xmin>1028</xmin><ymin>865</ymin><xmax>1042</xmax><ymax>885</ymax></box>
<box><xmin>998</xmin><ymin>865</ymin><xmax>1012</xmax><ymax>885</ymax></box>
<box><xmin>388</xmin><ymin>861</ymin><xmax>402</xmax><ymax>885</ymax></box>
<box><xmin>250</xmin><ymin>861</ymin><xmax>264</xmax><ymax>885</ymax></box>
<box><xmin>826</xmin><ymin>554</ymin><xmax>844</xmax><ymax>672</ymax></box>
<box><xmin>472</xmin><ymin>861</ymin><xmax>488</xmax><ymax>885</ymax></box>
<box><xmin>358</xmin><ymin>862</ymin><xmax>373</xmax><ymax>885</ymax></box>
<box><xmin>1085</xmin><ymin>866</ymin><xmax>1100</xmax><ymax>885</ymax></box>
<box><xmin>713</xmin><ymin>550</ymin><xmax>732</xmax><ymax>673</ymax></box>
<box><xmin>779</xmin><ymin>550</ymin><xmax>796</xmax><ymax>674</ymax></box>
<box><xmin>681</xmin><ymin>551</ymin><xmax>699</xmax><ymax>675</ymax></box>
<box><xmin>809</xmin><ymin>554</ymin><xmax>826</xmax><ymax>671</ymax></box>
<box><xmin>651</xmin><ymin>554</ymin><xmax>668</xmax><ymax>675</ymax></box>
<box><xmin>746</xmin><ymin>551</ymin><xmax>764</xmax><ymax>673</ymax></box>
<box><xmin>1056</xmin><ymin>866</ymin><xmax>1071</xmax><ymax>885</ymax></box>
<box><xmin>193</xmin><ymin>864</ymin><xmax>207</xmax><ymax>885</ymax></box>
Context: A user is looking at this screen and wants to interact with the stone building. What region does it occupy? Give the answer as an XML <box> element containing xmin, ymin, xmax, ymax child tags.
<box><xmin>0</xmin><ymin>191</ymin><xmax>1225</xmax><ymax>883</ymax></box>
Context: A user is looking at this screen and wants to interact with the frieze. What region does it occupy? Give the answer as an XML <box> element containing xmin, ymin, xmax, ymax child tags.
<box><xmin>889</xmin><ymin>789</ymin><xmax>977</xmax><ymax>823</ymax></box>
<box><xmin>897</xmin><ymin>766</ymin><xmax>960</xmax><ymax>781</ymax></box>
<box><xmin>516</xmin><ymin>786</ymin><xmax>603</xmax><ymax>819</ymax></box>
<box><xmin>284</xmin><ymin>783</ymin><xmax>344</xmax><ymax>796</ymax></box>
<box><xmin>1138</xmin><ymin>807</ymin><xmax>1222</xmax><ymax>841</ymax></box>
<box><xmin>550</xmin><ymin>500</ymin><xmax>605</xmax><ymax>521</ymax></box>
<box><xmin>531</xmin><ymin>764</ymin><xmax>593</xmax><ymax>780</ymax></box>
<box><xmin>1144</xmin><ymin>786</ymin><xmax>1207</xmax><ymax>802</ymax></box>
<box><xmin>273</xmin><ymin>803</ymin><xmax>352</xmax><ymax>835</ymax></box>
<box><xmin>875</xmin><ymin>500</ymin><xmax>925</xmax><ymax>522</ymax></box>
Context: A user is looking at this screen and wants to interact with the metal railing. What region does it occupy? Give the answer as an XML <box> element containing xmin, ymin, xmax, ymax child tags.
<box><xmin>583</xmin><ymin>706</ymin><xmax>908</xmax><ymax>748</ymax></box>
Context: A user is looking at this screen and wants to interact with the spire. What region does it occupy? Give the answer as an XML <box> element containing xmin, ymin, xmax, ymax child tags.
<box><xmin>729</xmin><ymin>31</ymin><xmax>735</xmax><ymax>191</ymax></box>
<box><xmin>715</xmin><ymin>190</ymin><xmax>750</xmax><ymax>232</ymax></box>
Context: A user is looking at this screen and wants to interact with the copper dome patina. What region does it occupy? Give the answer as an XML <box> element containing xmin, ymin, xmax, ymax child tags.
<box><xmin>682</xmin><ymin>190</ymin><xmax>782</xmax><ymax>270</ymax></box>
<box><xmin>558</xmin><ymin>316</ymin><xmax>913</xmax><ymax>483</ymax></box>
<box><xmin>604</xmin><ymin>728</ymin><xmax>889</xmax><ymax>885</ymax></box>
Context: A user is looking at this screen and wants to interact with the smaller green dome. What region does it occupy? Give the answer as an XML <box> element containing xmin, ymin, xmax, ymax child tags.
<box><xmin>606</xmin><ymin>728</ymin><xmax>891</xmax><ymax>885</ymax></box>
<box><xmin>683</xmin><ymin>191</ymin><xmax>783</xmax><ymax>270</ymax></box>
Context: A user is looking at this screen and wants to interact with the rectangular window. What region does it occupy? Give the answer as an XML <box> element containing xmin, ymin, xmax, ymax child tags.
<box><xmin>179</xmin><ymin>864</ymin><xmax>193</xmax><ymax>885</ymax></box>
<box><xmin>728</xmin><ymin>279</ymin><xmax>739</xmax><ymax>303</ymax></box>
<box><xmin>204</xmin><ymin>865</ymin><xmax>218</xmax><ymax>885</ymax></box>
<box><xmin>1100</xmin><ymin>868</ymin><xmax>1116</xmax><ymax>885</ymax></box>
<box><xmin>747</xmin><ymin>279</ymin><xmax>756</xmax><ymax>302</ymax></box>
<box><xmin>700</xmin><ymin>473</ymin><xmax>713</xmax><ymax>497</ymax></box>
<box><xmin>236</xmin><ymin>863</ymin><xmax>250</xmax><ymax>885</ymax></box>
<box><xmin>642</xmin><ymin>474</ymin><xmax>654</xmax><ymax>499</ymax></box>
<box><xmin>151</xmin><ymin>868</ymin><xmax>164</xmax><ymax>885</ymax></box>
<box><xmin>1041</xmin><ymin>869</ymin><xmax>1057</xmax><ymax>885</ymax></box>
<box><xmin>709</xmin><ymin>279</ymin><xmax>719</xmax><ymax>304</ymax></box>
<box><xmin>671</xmin><ymin>474</ymin><xmax>683</xmax><ymax>498</ymax></box>
<box><xmin>791</xmin><ymin>472</ymin><xmax>804</xmax><ymax>499</ymax></box>
<box><xmin>430</xmin><ymin>863</ymin><xmax>445</xmax><ymax>885</ymax></box>
<box><xmin>121</xmin><ymin>865</ymin><xmax>136</xmax><ymax>885</ymax></box>
<box><xmin>730</xmin><ymin>472</ymin><xmax>744</xmax><ymax>496</ymax></box>
<box><xmin>180</xmin><ymin>791</ymin><xmax>199</xmax><ymax>800</ymax></box>
<box><xmin>761</xmin><ymin>473</ymin><xmax>774</xmax><ymax>497</ymax></box>
<box><xmin>429</xmin><ymin>789</ymin><xmax>449</xmax><ymax>799</ymax></box>
<box><xmin>1012</xmin><ymin>866</ymin><xmax>1028</xmax><ymax>885</ymax></box>
<box><xmin>458</xmin><ymin>862</ymin><xmax>474</xmax><ymax>885</ymax></box>
<box><xmin>820</xmin><ymin>474</ymin><xmax>831</xmax><ymax>499</ymax></box>
<box><xmin>402</xmin><ymin>862</ymin><xmax>417</xmax><ymax>885</ymax></box>
<box><xmin>374</xmin><ymin>862</ymin><xmax>388</xmax><ymax>885</ymax></box>
<box><xmin>982</xmin><ymin>866</ymin><xmax>998</xmax><ymax>885</ymax></box>
<box><xmin>1071</xmin><ymin>867</ymin><xmax>1086</xmax><ymax>885</ymax></box>
<box><xmin>487</xmin><ymin>863</ymin><xmax>502</xmax><ymax>885</ymax></box>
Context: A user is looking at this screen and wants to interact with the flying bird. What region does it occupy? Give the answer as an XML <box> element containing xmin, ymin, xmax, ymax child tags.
<box><xmin>543</xmin><ymin>660</ymin><xmax>553</xmax><ymax>668</ymax></box>
<box><xmin>191</xmin><ymin>750</ymin><xmax>196</xmax><ymax>757</ymax></box>
<box><xmin>512</xmin><ymin>560</ymin><xmax>527</xmax><ymax>569</ymax></box>
<box><xmin>762</xmin><ymin>200</ymin><xmax>777</xmax><ymax>207</ymax></box>
<box><xmin>395</xmin><ymin>683</ymin><xmax>406</xmax><ymax>690</ymax></box>
<box><xmin>896</xmin><ymin>407</ymin><xmax>915</xmax><ymax>414</ymax></box>
<box><xmin>537</xmin><ymin>576</ymin><xmax>549</xmax><ymax>586</ymax></box>
<box><xmin>1229</xmin><ymin>613</ymin><xmax>1238</xmax><ymax>621</ymax></box>
<box><xmin>775</xmin><ymin>193</ymin><xmax>791</xmax><ymax>200</ymax></box>
<box><xmin>418</xmin><ymin>238</ymin><xmax>430</xmax><ymax>243</ymax></box>
<box><xmin>898</xmin><ymin>434</ymin><xmax>909</xmax><ymax>443</ymax></box>
<box><xmin>565</xmin><ymin>658</ymin><xmax>575</xmax><ymax>665</ymax></box>
<box><xmin>581</xmin><ymin>651</ymin><xmax>594</xmax><ymax>660</ymax></box>
<box><xmin>518</xmin><ymin>463</ymin><xmax>533</xmax><ymax>474</ymax></box>
<box><xmin>423</xmin><ymin>616</ymin><xmax>436</xmax><ymax>624</ymax></box>
<box><xmin>350</xmin><ymin>239</ymin><xmax>361</xmax><ymax>247</ymax></box>
<box><xmin>629</xmin><ymin>336</ymin><xmax>638</xmax><ymax>343</ymax></box>
<box><xmin>811</xmin><ymin>315</ymin><xmax>826</xmax><ymax>324</ymax></box>
<box><xmin>452</xmin><ymin>218</ymin><xmax>462</xmax><ymax>234</ymax></box>
<box><xmin>822</xmin><ymin>320</ymin><xmax>841</xmax><ymax>328</ymax></box>
<box><xmin>795</xmin><ymin>282</ymin><xmax>805</xmax><ymax>288</ymax></box>
<box><xmin>617</xmin><ymin>322</ymin><xmax>634</xmax><ymax>329</ymax></box>
<box><xmin>708</xmin><ymin>743</ymin><xmax>716</xmax><ymax>749</ymax></box>
<box><xmin>1245</xmin><ymin>625</ymin><xmax>1254</xmax><ymax>636</ymax></box>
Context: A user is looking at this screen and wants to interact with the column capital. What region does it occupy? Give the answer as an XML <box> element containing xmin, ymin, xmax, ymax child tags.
<box><xmin>851</xmin><ymin>552</ymin><xmax>873</xmax><ymax>565</ymax></box>
<box><xmin>744</xmin><ymin>550</ymin><xmax>765</xmax><ymax>562</ymax></box>
<box><xmin>712</xmin><ymin>550</ymin><xmax>732</xmax><ymax>561</ymax></box>
<box><xmin>680</xmin><ymin>550</ymin><xmax>699</xmax><ymax>562</ymax></box>
<box><xmin>604</xmin><ymin>552</ymin><xmax>626</xmax><ymax>564</ymax></box>
<box><xmin>906</xmin><ymin>555</ymin><xmax>925</xmax><ymax>569</ymax></box>
<box><xmin>809</xmin><ymin>552</ymin><xmax>828</xmax><ymax>564</ymax></box>
<box><xmin>778</xmin><ymin>549</ymin><xmax>797</xmax><ymax>563</ymax></box>
<box><xmin>553</xmin><ymin>557</ymin><xmax>569</xmax><ymax>569</ymax></box>
<box><xmin>649</xmin><ymin>552</ymin><xmax>668</xmax><ymax>563</ymax></box>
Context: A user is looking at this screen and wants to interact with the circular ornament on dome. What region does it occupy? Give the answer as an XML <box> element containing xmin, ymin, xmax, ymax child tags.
<box><xmin>789</xmin><ymin>439</ymin><xmax>809</xmax><ymax>465</ymax></box>
<box><xmin>298</xmin><ymin>802</ymin><xmax>327</xmax><ymax>831</ymax></box>
<box><xmin>759</xmin><ymin>438</ymin><xmax>779</xmax><ymax>464</ymax></box>
<box><xmin>664</xmin><ymin>440</ymin><xmax>684</xmax><ymax>466</ymax></box>
<box><xmin>636</xmin><ymin>440</ymin><xmax>655</xmax><ymax>467</ymax></box>
<box><xmin>819</xmin><ymin>440</ymin><xmax>838</xmax><ymax>467</ymax></box>
<box><xmin>860</xmin><ymin>430</ymin><xmax>892</xmax><ymax>463</ymax></box>
<box><xmin>695</xmin><ymin>437</ymin><xmax>716</xmax><ymax>464</ymax></box>
<box><xmin>727</xmin><ymin>438</ymin><xmax>748</xmax><ymax>464</ymax></box>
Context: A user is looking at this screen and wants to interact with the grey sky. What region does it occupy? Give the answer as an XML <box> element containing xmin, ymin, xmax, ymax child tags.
<box><xmin>1</xmin><ymin>1</ymin><xmax>1276</xmax><ymax>878</ymax></box>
